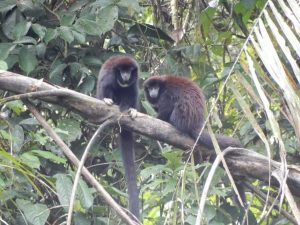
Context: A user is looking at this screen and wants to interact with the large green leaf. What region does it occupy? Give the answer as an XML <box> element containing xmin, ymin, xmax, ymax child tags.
<box><xmin>78</xmin><ymin>76</ymin><xmax>96</xmax><ymax>94</ymax></box>
<box><xmin>16</xmin><ymin>199</ymin><xmax>50</xmax><ymax>225</ymax></box>
<box><xmin>0</xmin><ymin>0</ymin><xmax>16</xmax><ymax>13</ymax></box>
<box><xmin>49</xmin><ymin>63</ymin><xmax>67</xmax><ymax>84</ymax></box>
<box><xmin>56</xmin><ymin>118</ymin><xmax>82</xmax><ymax>144</ymax></box>
<box><xmin>0</xmin><ymin>43</ymin><xmax>16</xmax><ymax>60</ymax></box>
<box><xmin>32</xmin><ymin>23</ymin><xmax>47</xmax><ymax>39</ymax></box>
<box><xmin>96</xmin><ymin>6</ymin><xmax>118</xmax><ymax>34</ymax></box>
<box><xmin>128</xmin><ymin>23</ymin><xmax>174</xmax><ymax>43</ymax></box>
<box><xmin>77</xmin><ymin>179</ymin><xmax>94</xmax><ymax>209</ymax></box>
<box><xmin>58</xmin><ymin>26</ymin><xmax>74</xmax><ymax>43</ymax></box>
<box><xmin>74</xmin><ymin>18</ymin><xmax>101</xmax><ymax>36</ymax></box>
<box><xmin>55</xmin><ymin>174</ymin><xmax>73</xmax><ymax>210</ymax></box>
<box><xmin>44</xmin><ymin>28</ymin><xmax>58</xmax><ymax>44</ymax></box>
<box><xmin>20</xmin><ymin>152</ymin><xmax>41</xmax><ymax>169</ymax></box>
<box><xmin>0</xmin><ymin>60</ymin><xmax>8</xmax><ymax>70</ymax></box>
<box><xmin>30</xmin><ymin>150</ymin><xmax>67</xmax><ymax>164</ymax></box>
<box><xmin>12</xmin><ymin>20</ymin><xmax>31</xmax><ymax>40</ymax></box>
<box><xmin>18</xmin><ymin>46</ymin><xmax>38</xmax><ymax>74</ymax></box>
<box><xmin>11</xmin><ymin>125</ymin><xmax>24</xmax><ymax>153</ymax></box>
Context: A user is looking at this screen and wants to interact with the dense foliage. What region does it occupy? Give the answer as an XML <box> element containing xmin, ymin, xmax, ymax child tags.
<box><xmin>1</xmin><ymin>0</ymin><xmax>299</xmax><ymax>224</ymax></box>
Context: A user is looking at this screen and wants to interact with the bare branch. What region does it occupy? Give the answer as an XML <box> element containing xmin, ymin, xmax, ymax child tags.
<box><xmin>1</xmin><ymin>71</ymin><xmax>300</xmax><ymax>199</ymax></box>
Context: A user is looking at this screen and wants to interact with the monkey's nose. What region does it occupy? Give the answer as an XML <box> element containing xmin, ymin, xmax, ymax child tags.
<box><xmin>121</xmin><ymin>72</ymin><xmax>131</xmax><ymax>81</ymax></box>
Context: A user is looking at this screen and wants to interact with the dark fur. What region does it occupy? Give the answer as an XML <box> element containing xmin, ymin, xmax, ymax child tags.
<box><xmin>144</xmin><ymin>75</ymin><xmax>246</xmax><ymax>207</ymax></box>
<box><xmin>96</xmin><ymin>55</ymin><xmax>139</xmax><ymax>218</ymax></box>
<box><xmin>144</xmin><ymin>75</ymin><xmax>242</xmax><ymax>149</ymax></box>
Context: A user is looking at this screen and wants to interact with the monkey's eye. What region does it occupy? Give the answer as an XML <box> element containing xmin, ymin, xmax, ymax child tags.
<box><xmin>115</xmin><ymin>69</ymin><xmax>121</xmax><ymax>76</ymax></box>
<box><xmin>131</xmin><ymin>68</ymin><xmax>137</xmax><ymax>76</ymax></box>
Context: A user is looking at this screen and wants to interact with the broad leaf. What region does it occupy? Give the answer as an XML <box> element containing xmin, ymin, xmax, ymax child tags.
<box><xmin>16</xmin><ymin>199</ymin><xmax>50</xmax><ymax>225</ymax></box>
<box><xmin>19</xmin><ymin>46</ymin><xmax>38</xmax><ymax>74</ymax></box>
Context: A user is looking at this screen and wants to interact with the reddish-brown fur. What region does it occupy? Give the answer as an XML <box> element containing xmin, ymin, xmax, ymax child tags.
<box><xmin>144</xmin><ymin>75</ymin><xmax>242</xmax><ymax>149</ymax></box>
<box><xmin>144</xmin><ymin>75</ymin><xmax>246</xmax><ymax>206</ymax></box>
<box><xmin>101</xmin><ymin>55</ymin><xmax>138</xmax><ymax>71</ymax></box>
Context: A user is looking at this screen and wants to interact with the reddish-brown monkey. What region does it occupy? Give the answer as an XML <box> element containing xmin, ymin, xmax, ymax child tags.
<box><xmin>144</xmin><ymin>75</ymin><xmax>246</xmax><ymax>206</ymax></box>
<box><xmin>96</xmin><ymin>55</ymin><xmax>139</xmax><ymax>218</ymax></box>
<box><xmin>143</xmin><ymin>75</ymin><xmax>242</xmax><ymax>149</ymax></box>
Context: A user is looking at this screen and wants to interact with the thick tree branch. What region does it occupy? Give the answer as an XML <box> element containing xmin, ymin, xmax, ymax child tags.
<box><xmin>1</xmin><ymin>71</ymin><xmax>300</xmax><ymax>198</ymax></box>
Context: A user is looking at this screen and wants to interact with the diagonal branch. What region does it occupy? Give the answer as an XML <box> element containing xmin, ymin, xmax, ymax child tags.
<box><xmin>24</xmin><ymin>101</ymin><xmax>141</xmax><ymax>225</ymax></box>
<box><xmin>1</xmin><ymin>71</ymin><xmax>300</xmax><ymax>199</ymax></box>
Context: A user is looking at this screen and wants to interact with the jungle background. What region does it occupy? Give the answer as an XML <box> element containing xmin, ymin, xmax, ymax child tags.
<box><xmin>1</xmin><ymin>0</ymin><xmax>300</xmax><ymax>224</ymax></box>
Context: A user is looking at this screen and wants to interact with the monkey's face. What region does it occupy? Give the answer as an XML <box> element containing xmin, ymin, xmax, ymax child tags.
<box><xmin>144</xmin><ymin>79</ymin><xmax>165</xmax><ymax>104</ymax></box>
<box><xmin>115</xmin><ymin>65</ymin><xmax>138</xmax><ymax>88</ymax></box>
<box><xmin>147</xmin><ymin>85</ymin><xmax>160</xmax><ymax>99</ymax></box>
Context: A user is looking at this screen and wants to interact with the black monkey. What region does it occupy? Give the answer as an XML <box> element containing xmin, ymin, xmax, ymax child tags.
<box><xmin>96</xmin><ymin>55</ymin><xmax>139</xmax><ymax>218</ymax></box>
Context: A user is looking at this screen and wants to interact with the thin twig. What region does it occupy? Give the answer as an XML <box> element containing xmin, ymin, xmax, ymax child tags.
<box><xmin>272</xmin><ymin>171</ymin><xmax>300</xmax><ymax>224</ymax></box>
<box><xmin>195</xmin><ymin>147</ymin><xmax>237</xmax><ymax>225</ymax></box>
<box><xmin>244</xmin><ymin>182</ymin><xmax>297</xmax><ymax>224</ymax></box>
<box><xmin>67</xmin><ymin>119</ymin><xmax>114</xmax><ymax>225</ymax></box>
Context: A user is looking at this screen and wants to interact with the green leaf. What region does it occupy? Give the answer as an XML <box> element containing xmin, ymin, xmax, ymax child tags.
<box><xmin>13</xmin><ymin>36</ymin><xmax>37</xmax><ymax>44</ymax></box>
<box><xmin>59</xmin><ymin>26</ymin><xmax>74</xmax><ymax>43</ymax></box>
<box><xmin>49</xmin><ymin>63</ymin><xmax>67</xmax><ymax>84</ymax></box>
<box><xmin>32</xmin><ymin>23</ymin><xmax>47</xmax><ymax>39</ymax></box>
<box><xmin>141</xmin><ymin>100</ymin><xmax>156</xmax><ymax>116</ymax></box>
<box><xmin>0</xmin><ymin>130</ymin><xmax>12</xmax><ymax>140</ymax></box>
<box><xmin>2</xmin><ymin>9</ymin><xmax>24</xmax><ymax>40</ymax></box>
<box><xmin>20</xmin><ymin>152</ymin><xmax>41</xmax><ymax>169</ymax></box>
<box><xmin>35</xmin><ymin>43</ymin><xmax>46</xmax><ymax>58</ymax></box>
<box><xmin>5</xmin><ymin>100</ymin><xmax>25</xmax><ymax>114</ymax></box>
<box><xmin>96</xmin><ymin>6</ymin><xmax>119</xmax><ymax>33</ymax></box>
<box><xmin>74</xmin><ymin>18</ymin><xmax>101</xmax><ymax>36</ymax></box>
<box><xmin>19</xmin><ymin>46</ymin><xmax>38</xmax><ymax>74</ymax></box>
<box><xmin>74</xmin><ymin>213</ymin><xmax>92</xmax><ymax>225</ymax></box>
<box><xmin>77</xmin><ymin>179</ymin><xmax>94</xmax><ymax>209</ymax></box>
<box><xmin>55</xmin><ymin>174</ymin><xmax>73</xmax><ymax>210</ymax></box>
<box><xmin>30</xmin><ymin>150</ymin><xmax>67</xmax><ymax>164</ymax></box>
<box><xmin>19</xmin><ymin>118</ymin><xmax>39</xmax><ymax>125</ymax></box>
<box><xmin>72</xmin><ymin>29</ymin><xmax>86</xmax><ymax>44</ymax></box>
<box><xmin>96</xmin><ymin>6</ymin><xmax>118</xmax><ymax>34</ymax></box>
<box><xmin>199</xmin><ymin>7</ymin><xmax>216</xmax><ymax>37</ymax></box>
<box><xmin>163</xmin><ymin>150</ymin><xmax>182</xmax><ymax>171</ymax></box>
<box><xmin>128</xmin><ymin>23</ymin><xmax>174</xmax><ymax>43</ymax></box>
<box><xmin>5</xmin><ymin>54</ymin><xmax>18</xmax><ymax>69</ymax></box>
<box><xmin>0</xmin><ymin>60</ymin><xmax>8</xmax><ymax>70</ymax></box>
<box><xmin>140</xmin><ymin>165</ymin><xmax>172</xmax><ymax>180</ymax></box>
<box><xmin>0</xmin><ymin>0</ymin><xmax>16</xmax><ymax>13</ymax></box>
<box><xmin>16</xmin><ymin>199</ymin><xmax>50</xmax><ymax>225</ymax></box>
<box><xmin>241</xmin><ymin>0</ymin><xmax>256</xmax><ymax>10</ymax></box>
<box><xmin>12</xmin><ymin>20</ymin><xmax>31</xmax><ymax>40</ymax></box>
<box><xmin>78</xmin><ymin>76</ymin><xmax>95</xmax><ymax>94</ymax></box>
<box><xmin>60</xmin><ymin>14</ymin><xmax>76</xmax><ymax>26</ymax></box>
<box><xmin>56</xmin><ymin>118</ymin><xmax>82</xmax><ymax>143</ymax></box>
<box><xmin>11</xmin><ymin>125</ymin><xmax>24</xmax><ymax>153</ymax></box>
<box><xmin>0</xmin><ymin>43</ymin><xmax>16</xmax><ymax>60</ymax></box>
<box><xmin>118</xmin><ymin>0</ymin><xmax>141</xmax><ymax>13</ymax></box>
<box><xmin>44</xmin><ymin>28</ymin><xmax>58</xmax><ymax>44</ymax></box>
<box><xmin>91</xmin><ymin>0</ymin><xmax>116</xmax><ymax>8</ymax></box>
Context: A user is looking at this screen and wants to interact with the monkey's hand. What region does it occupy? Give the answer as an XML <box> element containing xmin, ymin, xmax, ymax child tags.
<box><xmin>128</xmin><ymin>108</ymin><xmax>138</xmax><ymax>119</ymax></box>
<box><xmin>103</xmin><ymin>98</ymin><xmax>114</xmax><ymax>106</ymax></box>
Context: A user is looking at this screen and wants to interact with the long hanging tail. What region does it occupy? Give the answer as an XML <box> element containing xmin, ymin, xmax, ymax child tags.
<box><xmin>120</xmin><ymin>129</ymin><xmax>139</xmax><ymax>219</ymax></box>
